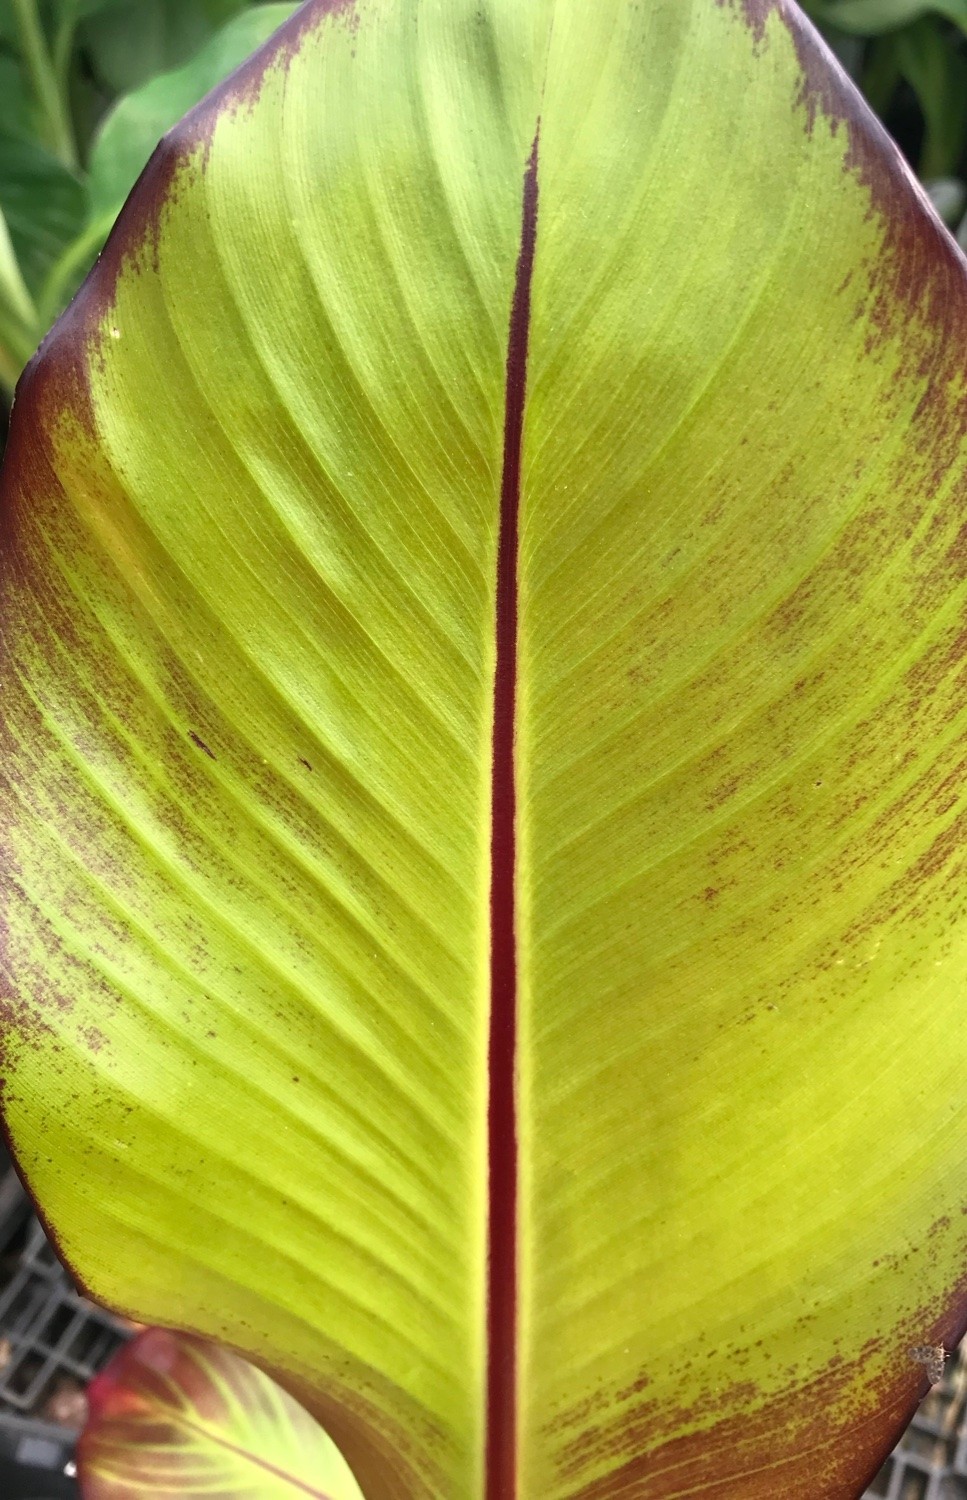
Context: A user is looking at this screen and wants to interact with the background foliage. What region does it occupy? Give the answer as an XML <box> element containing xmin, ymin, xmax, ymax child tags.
<box><xmin>805</xmin><ymin>0</ymin><xmax>967</xmax><ymax>225</ymax></box>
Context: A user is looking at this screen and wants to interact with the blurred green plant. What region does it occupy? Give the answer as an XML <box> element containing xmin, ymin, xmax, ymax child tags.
<box><xmin>0</xmin><ymin>0</ymin><xmax>296</xmax><ymax>395</ymax></box>
<box><xmin>805</xmin><ymin>0</ymin><xmax>967</xmax><ymax>239</ymax></box>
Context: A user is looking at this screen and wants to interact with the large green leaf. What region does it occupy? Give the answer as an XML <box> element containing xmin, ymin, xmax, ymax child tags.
<box><xmin>79</xmin><ymin>0</ymin><xmax>252</xmax><ymax>94</ymax></box>
<box><xmin>0</xmin><ymin>53</ymin><xmax>38</xmax><ymax>141</ymax></box>
<box><xmin>87</xmin><ymin>4</ymin><xmax>300</xmax><ymax>219</ymax></box>
<box><xmin>807</xmin><ymin>0</ymin><xmax>967</xmax><ymax>34</ymax></box>
<box><xmin>0</xmin><ymin>133</ymin><xmax>86</xmax><ymax>293</ymax></box>
<box><xmin>79</xmin><ymin>1327</ymin><xmax>366</xmax><ymax>1498</ymax></box>
<box><xmin>0</xmin><ymin>0</ymin><xmax>120</xmax><ymax>54</ymax></box>
<box><xmin>4</xmin><ymin>0</ymin><xmax>967</xmax><ymax>1496</ymax></box>
<box><xmin>894</xmin><ymin>17</ymin><xmax>967</xmax><ymax>176</ymax></box>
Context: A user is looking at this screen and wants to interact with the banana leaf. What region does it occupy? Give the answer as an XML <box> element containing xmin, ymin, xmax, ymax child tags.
<box><xmin>2</xmin><ymin>0</ymin><xmax>967</xmax><ymax>1495</ymax></box>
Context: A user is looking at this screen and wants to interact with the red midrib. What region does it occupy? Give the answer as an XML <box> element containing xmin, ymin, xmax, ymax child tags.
<box><xmin>487</xmin><ymin>130</ymin><xmax>540</xmax><ymax>1500</ymax></box>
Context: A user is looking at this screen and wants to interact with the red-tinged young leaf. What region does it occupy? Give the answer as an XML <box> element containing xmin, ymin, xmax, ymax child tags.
<box><xmin>7</xmin><ymin>0</ymin><xmax>967</xmax><ymax>1495</ymax></box>
<box><xmin>78</xmin><ymin>1328</ymin><xmax>365</xmax><ymax>1500</ymax></box>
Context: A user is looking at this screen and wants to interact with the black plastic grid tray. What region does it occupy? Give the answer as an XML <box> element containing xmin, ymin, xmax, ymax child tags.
<box><xmin>0</xmin><ymin>1159</ymin><xmax>123</xmax><ymax>1497</ymax></box>
<box><xmin>0</xmin><ymin>1161</ymin><xmax>964</xmax><ymax>1496</ymax></box>
<box><xmin>0</xmin><ymin>1410</ymin><xmax>79</xmax><ymax>1498</ymax></box>
<box><xmin>0</xmin><ymin>1217</ymin><xmax>128</xmax><ymax>1419</ymax></box>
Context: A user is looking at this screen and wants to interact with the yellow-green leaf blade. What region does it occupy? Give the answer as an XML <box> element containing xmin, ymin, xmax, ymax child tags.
<box><xmin>6</xmin><ymin>0</ymin><xmax>967</xmax><ymax>1497</ymax></box>
<box><xmin>0</xmin><ymin>2</ymin><xmax>542</xmax><ymax>1493</ymax></box>
<box><xmin>519</xmin><ymin>2</ymin><xmax>967</xmax><ymax>1495</ymax></box>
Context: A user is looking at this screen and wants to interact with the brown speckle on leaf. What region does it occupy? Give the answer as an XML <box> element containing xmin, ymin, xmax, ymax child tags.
<box><xmin>187</xmin><ymin>730</ymin><xmax>216</xmax><ymax>761</ymax></box>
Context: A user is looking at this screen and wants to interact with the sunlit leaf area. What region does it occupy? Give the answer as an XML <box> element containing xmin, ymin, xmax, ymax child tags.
<box><xmin>4</xmin><ymin>3</ymin><xmax>967</xmax><ymax>1500</ymax></box>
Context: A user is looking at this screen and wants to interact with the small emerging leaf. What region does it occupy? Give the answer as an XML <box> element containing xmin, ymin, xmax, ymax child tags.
<box><xmin>78</xmin><ymin>1328</ymin><xmax>366</xmax><ymax>1500</ymax></box>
